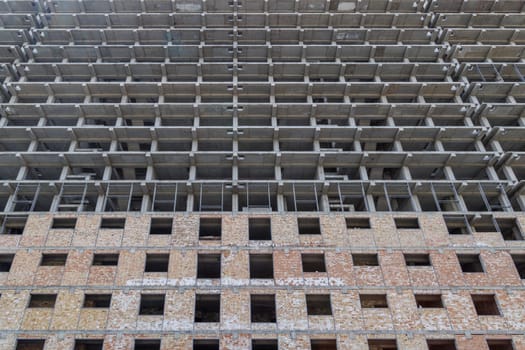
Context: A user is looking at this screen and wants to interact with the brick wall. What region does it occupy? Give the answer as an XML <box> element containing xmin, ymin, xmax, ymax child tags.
<box><xmin>1</xmin><ymin>212</ymin><xmax>524</xmax><ymax>349</ymax></box>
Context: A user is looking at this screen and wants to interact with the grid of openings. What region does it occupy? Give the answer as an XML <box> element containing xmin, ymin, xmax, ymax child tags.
<box><xmin>0</xmin><ymin>214</ymin><xmax>524</xmax><ymax>347</ymax></box>
<box><xmin>0</xmin><ymin>0</ymin><xmax>522</xmax><ymax>219</ymax></box>
<box><xmin>0</xmin><ymin>0</ymin><xmax>524</xmax><ymax>347</ymax></box>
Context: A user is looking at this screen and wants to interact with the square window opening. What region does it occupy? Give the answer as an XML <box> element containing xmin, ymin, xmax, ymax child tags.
<box><xmin>426</xmin><ymin>339</ymin><xmax>456</xmax><ymax>350</ymax></box>
<box><xmin>0</xmin><ymin>254</ymin><xmax>14</xmax><ymax>272</ymax></box>
<box><xmin>250</xmin><ymin>294</ymin><xmax>276</xmax><ymax>323</ymax></box>
<box><xmin>249</xmin><ymin>254</ymin><xmax>274</xmax><ymax>279</ymax></box>
<box><xmin>458</xmin><ymin>254</ymin><xmax>484</xmax><ymax>273</ymax></box>
<box><xmin>498</xmin><ymin>218</ymin><xmax>523</xmax><ymax>241</ymax></box>
<box><xmin>16</xmin><ymin>340</ymin><xmax>46</xmax><ymax>350</ymax></box>
<box><xmin>40</xmin><ymin>253</ymin><xmax>67</xmax><ymax>266</ymax></box>
<box><xmin>83</xmin><ymin>294</ymin><xmax>111</xmax><ymax>308</ymax></box>
<box><xmin>360</xmin><ymin>294</ymin><xmax>388</xmax><ymax>308</ymax></box>
<box><xmin>311</xmin><ymin>339</ymin><xmax>337</xmax><ymax>350</ymax></box>
<box><xmin>471</xmin><ymin>294</ymin><xmax>501</xmax><ymax>316</ymax></box>
<box><xmin>368</xmin><ymin>339</ymin><xmax>398</xmax><ymax>350</ymax></box>
<box><xmin>51</xmin><ymin>218</ymin><xmax>77</xmax><ymax>229</ymax></box>
<box><xmin>306</xmin><ymin>294</ymin><xmax>332</xmax><ymax>315</ymax></box>
<box><xmin>92</xmin><ymin>253</ymin><xmax>119</xmax><ymax>266</ymax></box>
<box><xmin>302</xmin><ymin>253</ymin><xmax>326</xmax><ymax>273</ymax></box>
<box><xmin>149</xmin><ymin>218</ymin><xmax>173</xmax><ymax>235</ymax></box>
<box><xmin>193</xmin><ymin>340</ymin><xmax>219</xmax><ymax>350</ymax></box>
<box><xmin>346</xmin><ymin>217</ymin><xmax>371</xmax><ymax>229</ymax></box>
<box><xmin>197</xmin><ymin>254</ymin><xmax>221</xmax><ymax>279</ymax></box>
<box><xmin>352</xmin><ymin>253</ymin><xmax>379</xmax><ymax>266</ymax></box>
<box><xmin>249</xmin><ymin>218</ymin><xmax>272</xmax><ymax>240</ymax></box>
<box><xmin>511</xmin><ymin>254</ymin><xmax>525</xmax><ymax>279</ymax></box>
<box><xmin>100</xmin><ymin>218</ymin><xmax>126</xmax><ymax>229</ymax></box>
<box><xmin>394</xmin><ymin>217</ymin><xmax>420</xmax><ymax>229</ymax></box>
<box><xmin>444</xmin><ymin>215</ymin><xmax>470</xmax><ymax>235</ymax></box>
<box><xmin>195</xmin><ymin>294</ymin><xmax>220</xmax><ymax>322</ymax></box>
<box><xmin>139</xmin><ymin>294</ymin><xmax>165</xmax><ymax>315</ymax></box>
<box><xmin>145</xmin><ymin>253</ymin><xmax>169</xmax><ymax>273</ymax></box>
<box><xmin>1</xmin><ymin>216</ymin><xmax>27</xmax><ymax>235</ymax></box>
<box><xmin>134</xmin><ymin>340</ymin><xmax>161</xmax><ymax>350</ymax></box>
<box><xmin>298</xmin><ymin>217</ymin><xmax>321</xmax><ymax>235</ymax></box>
<box><xmin>199</xmin><ymin>218</ymin><xmax>222</xmax><ymax>240</ymax></box>
<box><xmin>74</xmin><ymin>339</ymin><xmax>104</xmax><ymax>350</ymax></box>
<box><xmin>404</xmin><ymin>253</ymin><xmax>431</xmax><ymax>267</ymax></box>
<box><xmin>487</xmin><ymin>339</ymin><xmax>514</xmax><ymax>350</ymax></box>
<box><xmin>252</xmin><ymin>339</ymin><xmax>278</xmax><ymax>350</ymax></box>
<box><xmin>28</xmin><ymin>294</ymin><xmax>57</xmax><ymax>308</ymax></box>
<box><xmin>415</xmin><ymin>294</ymin><xmax>443</xmax><ymax>308</ymax></box>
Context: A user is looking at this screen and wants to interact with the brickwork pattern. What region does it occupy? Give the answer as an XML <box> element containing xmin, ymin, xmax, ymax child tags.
<box><xmin>0</xmin><ymin>213</ymin><xmax>524</xmax><ymax>349</ymax></box>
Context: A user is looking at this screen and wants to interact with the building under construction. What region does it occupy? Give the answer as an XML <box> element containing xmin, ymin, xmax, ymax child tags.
<box><xmin>0</xmin><ymin>0</ymin><xmax>525</xmax><ymax>349</ymax></box>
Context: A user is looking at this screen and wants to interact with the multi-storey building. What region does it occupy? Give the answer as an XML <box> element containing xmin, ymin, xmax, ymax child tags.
<box><xmin>0</xmin><ymin>0</ymin><xmax>525</xmax><ymax>349</ymax></box>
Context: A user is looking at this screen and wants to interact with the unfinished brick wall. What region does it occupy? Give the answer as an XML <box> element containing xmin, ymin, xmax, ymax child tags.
<box><xmin>1</xmin><ymin>212</ymin><xmax>524</xmax><ymax>349</ymax></box>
